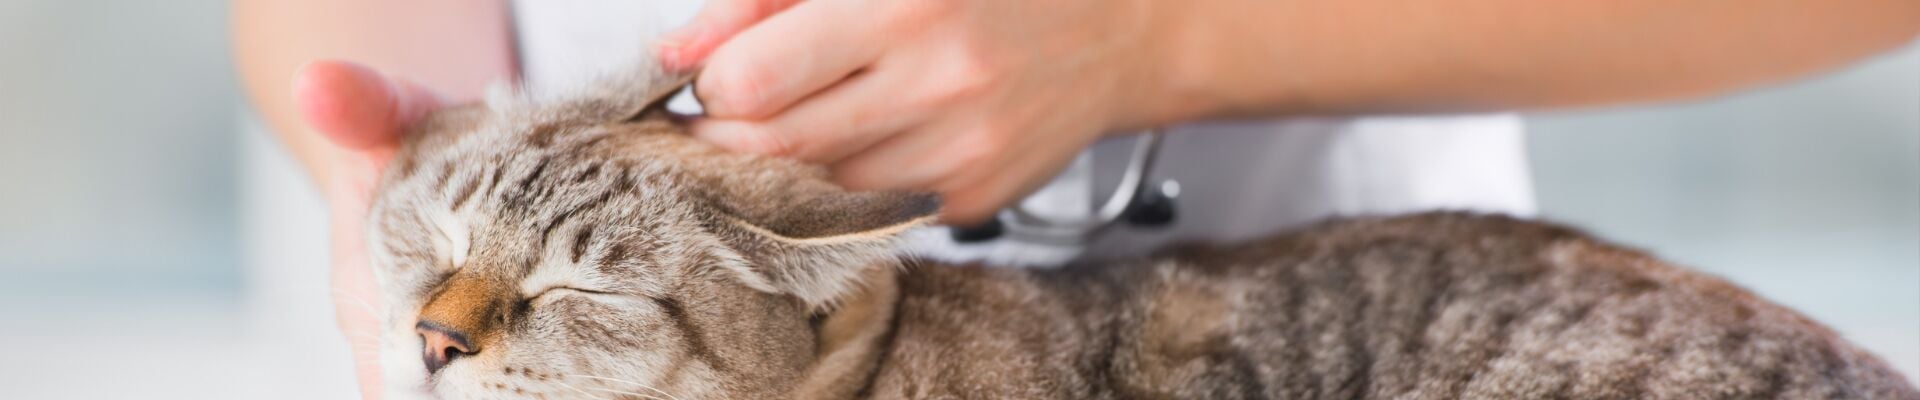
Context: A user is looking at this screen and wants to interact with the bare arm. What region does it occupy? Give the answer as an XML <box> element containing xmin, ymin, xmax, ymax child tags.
<box><xmin>232</xmin><ymin>0</ymin><xmax>516</xmax><ymax>187</ymax></box>
<box><xmin>656</xmin><ymin>0</ymin><xmax>1920</xmax><ymax>222</ymax></box>
<box><xmin>1151</xmin><ymin>0</ymin><xmax>1920</xmax><ymax>121</ymax></box>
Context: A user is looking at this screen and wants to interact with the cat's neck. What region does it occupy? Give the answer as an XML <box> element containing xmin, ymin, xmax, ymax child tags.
<box><xmin>791</xmin><ymin>261</ymin><xmax>1133</xmax><ymax>399</ymax></box>
<box><xmin>791</xmin><ymin>263</ymin><xmax>908</xmax><ymax>400</ymax></box>
<box><xmin>855</xmin><ymin>262</ymin><xmax>1131</xmax><ymax>398</ymax></box>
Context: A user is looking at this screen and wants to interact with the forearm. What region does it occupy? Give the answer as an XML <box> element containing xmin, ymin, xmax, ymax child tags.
<box><xmin>1152</xmin><ymin>0</ymin><xmax>1920</xmax><ymax>121</ymax></box>
<box><xmin>231</xmin><ymin>0</ymin><xmax>517</xmax><ymax>188</ymax></box>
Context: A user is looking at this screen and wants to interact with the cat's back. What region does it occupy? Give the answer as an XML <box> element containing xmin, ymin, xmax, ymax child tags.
<box><xmin>988</xmin><ymin>212</ymin><xmax>1917</xmax><ymax>399</ymax></box>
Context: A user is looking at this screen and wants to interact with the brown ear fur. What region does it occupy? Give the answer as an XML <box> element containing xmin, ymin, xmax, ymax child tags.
<box><xmin>641</xmin><ymin>122</ymin><xmax>936</xmax><ymax>309</ymax></box>
<box><xmin>578</xmin><ymin>64</ymin><xmax>938</xmax><ymax>308</ymax></box>
<box><xmin>702</xmin><ymin>177</ymin><xmax>937</xmax><ymax>309</ymax></box>
<box><xmin>722</xmin><ymin>185</ymin><xmax>940</xmax><ymax>240</ymax></box>
<box><xmin>525</xmin><ymin>67</ymin><xmax>695</xmax><ymax>128</ymax></box>
<box><xmin>613</xmin><ymin>72</ymin><xmax>695</xmax><ymax>122</ymax></box>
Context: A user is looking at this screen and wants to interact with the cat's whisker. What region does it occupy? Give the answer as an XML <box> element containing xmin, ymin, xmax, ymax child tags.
<box><xmin>553</xmin><ymin>381</ymin><xmax>612</xmax><ymax>400</ymax></box>
<box><xmin>586</xmin><ymin>387</ymin><xmax>668</xmax><ymax>400</ymax></box>
<box><xmin>566</xmin><ymin>374</ymin><xmax>683</xmax><ymax>400</ymax></box>
<box><xmin>329</xmin><ymin>287</ymin><xmax>383</xmax><ymax>316</ymax></box>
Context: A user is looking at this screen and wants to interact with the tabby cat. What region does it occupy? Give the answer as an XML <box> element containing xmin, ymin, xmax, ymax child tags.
<box><xmin>365</xmin><ymin>65</ymin><xmax>1918</xmax><ymax>399</ymax></box>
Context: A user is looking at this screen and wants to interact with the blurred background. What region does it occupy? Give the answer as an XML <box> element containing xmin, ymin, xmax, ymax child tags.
<box><xmin>0</xmin><ymin>0</ymin><xmax>1913</xmax><ymax>398</ymax></box>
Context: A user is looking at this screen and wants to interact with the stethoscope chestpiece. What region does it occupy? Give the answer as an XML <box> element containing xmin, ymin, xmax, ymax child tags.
<box><xmin>1122</xmin><ymin>180</ymin><xmax>1179</xmax><ymax>228</ymax></box>
<box><xmin>949</xmin><ymin>218</ymin><xmax>1007</xmax><ymax>243</ymax></box>
<box><xmin>949</xmin><ymin>130</ymin><xmax>1178</xmax><ymax>245</ymax></box>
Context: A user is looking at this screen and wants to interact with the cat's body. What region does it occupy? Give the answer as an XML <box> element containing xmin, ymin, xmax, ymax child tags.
<box><xmin>874</xmin><ymin>213</ymin><xmax>1914</xmax><ymax>399</ymax></box>
<box><xmin>365</xmin><ymin>66</ymin><xmax>1917</xmax><ymax>399</ymax></box>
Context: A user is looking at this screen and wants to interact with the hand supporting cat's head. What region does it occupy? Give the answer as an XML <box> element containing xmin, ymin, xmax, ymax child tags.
<box><xmin>365</xmin><ymin>66</ymin><xmax>936</xmax><ymax>399</ymax></box>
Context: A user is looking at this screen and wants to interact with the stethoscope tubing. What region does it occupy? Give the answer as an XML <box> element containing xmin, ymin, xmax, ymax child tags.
<box><xmin>992</xmin><ymin>129</ymin><xmax>1174</xmax><ymax>245</ymax></box>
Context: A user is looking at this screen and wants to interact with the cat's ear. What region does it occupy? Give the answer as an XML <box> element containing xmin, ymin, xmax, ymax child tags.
<box><xmin>611</xmin><ymin>71</ymin><xmax>695</xmax><ymax>123</ymax></box>
<box><xmin>703</xmin><ymin>176</ymin><xmax>939</xmax><ymax>310</ymax></box>
<box><xmin>559</xmin><ymin>64</ymin><xmax>696</xmax><ymax>124</ymax></box>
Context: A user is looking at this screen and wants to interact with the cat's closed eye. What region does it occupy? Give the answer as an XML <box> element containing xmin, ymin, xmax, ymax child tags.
<box><xmin>527</xmin><ymin>286</ymin><xmax>621</xmax><ymax>301</ymax></box>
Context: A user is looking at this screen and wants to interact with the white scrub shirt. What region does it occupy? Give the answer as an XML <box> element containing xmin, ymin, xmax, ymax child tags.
<box><xmin>509</xmin><ymin>0</ymin><xmax>1537</xmax><ymax>266</ymax></box>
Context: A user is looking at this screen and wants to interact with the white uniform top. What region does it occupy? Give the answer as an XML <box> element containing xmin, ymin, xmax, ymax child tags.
<box><xmin>510</xmin><ymin>0</ymin><xmax>1536</xmax><ymax>266</ymax></box>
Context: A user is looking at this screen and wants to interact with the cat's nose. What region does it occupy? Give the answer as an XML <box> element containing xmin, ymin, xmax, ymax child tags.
<box><xmin>417</xmin><ymin>321</ymin><xmax>476</xmax><ymax>374</ymax></box>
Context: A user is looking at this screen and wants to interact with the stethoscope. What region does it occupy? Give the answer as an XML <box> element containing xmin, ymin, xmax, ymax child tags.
<box><xmin>950</xmin><ymin>130</ymin><xmax>1181</xmax><ymax>244</ymax></box>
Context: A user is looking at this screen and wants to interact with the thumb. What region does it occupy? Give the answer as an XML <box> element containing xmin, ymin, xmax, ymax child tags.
<box><xmin>656</xmin><ymin>0</ymin><xmax>803</xmax><ymax>71</ymax></box>
<box><xmin>324</xmin><ymin>152</ymin><xmax>387</xmax><ymax>400</ymax></box>
<box><xmin>293</xmin><ymin>60</ymin><xmax>445</xmax><ymax>152</ymax></box>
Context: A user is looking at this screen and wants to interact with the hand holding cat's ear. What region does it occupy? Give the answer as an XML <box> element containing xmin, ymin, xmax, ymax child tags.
<box><xmin>664</xmin><ymin>0</ymin><xmax>1176</xmax><ymax>224</ymax></box>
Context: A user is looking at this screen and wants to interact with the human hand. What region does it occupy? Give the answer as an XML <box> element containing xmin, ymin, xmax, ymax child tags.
<box><xmin>657</xmin><ymin>0</ymin><xmax>1194</xmax><ymax>223</ymax></box>
<box><xmin>292</xmin><ymin>60</ymin><xmax>447</xmax><ymax>400</ymax></box>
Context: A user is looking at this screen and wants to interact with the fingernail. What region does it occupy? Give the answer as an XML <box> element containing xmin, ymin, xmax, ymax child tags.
<box><xmin>657</xmin><ymin>44</ymin><xmax>685</xmax><ymax>71</ymax></box>
<box><xmin>655</xmin><ymin>26</ymin><xmax>706</xmax><ymax>70</ymax></box>
<box><xmin>657</xmin><ymin>43</ymin><xmax>694</xmax><ymax>72</ymax></box>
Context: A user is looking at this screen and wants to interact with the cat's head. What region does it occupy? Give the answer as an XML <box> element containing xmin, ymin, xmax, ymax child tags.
<box><xmin>365</xmin><ymin>67</ymin><xmax>936</xmax><ymax>399</ymax></box>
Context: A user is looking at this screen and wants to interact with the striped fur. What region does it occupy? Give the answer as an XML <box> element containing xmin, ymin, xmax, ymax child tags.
<box><xmin>365</xmin><ymin>65</ymin><xmax>1917</xmax><ymax>399</ymax></box>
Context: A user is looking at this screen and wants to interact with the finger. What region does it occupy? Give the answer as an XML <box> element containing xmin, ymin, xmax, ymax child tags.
<box><xmin>827</xmin><ymin>118</ymin><xmax>983</xmax><ymax>192</ymax></box>
<box><xmin>656</xmin><ymin>0</ymin><xmax>804</xmax><ymax>71</ymax></box>
<box><xmin>931</xmin><ymin>142</ymin><xmax>1086</xmax><ymax>225</ymax></box>
<box><xmin>697</xmin><ymin>0</ymin><xmax>892</xmax><ymax>119</ymax></box>
<box><xmin>293</xmin><ymin>60</ymin><xmax>444</xmax><ymax>152</ymax></box>
<box><xmin>925</xmin><ymin>117</ymin><xmax>1105</xmax><ymax>224</ymax></box>
<box><xmin>691</xmin><ymin>69</ymin><xmax>932</xmax><ymax>163</ymax></box>
<box><xmin>322</xmin><ymin>153</ymin><xmax>387</xmax><ymax>400</ymax></box>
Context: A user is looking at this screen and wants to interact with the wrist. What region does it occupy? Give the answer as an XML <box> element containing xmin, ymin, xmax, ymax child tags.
<box><xmin>1123</xmin><ymin>0</ymin><xmax>1387</xmax><ymax>128</ymax></box>
<box><xmin>1112</xmin><ymin>0</ymin><xmax>1247</xmax><ymax>131</ymax></box>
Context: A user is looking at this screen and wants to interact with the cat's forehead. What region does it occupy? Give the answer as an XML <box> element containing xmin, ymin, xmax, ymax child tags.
<box><xmin>370</xmin><ymin>109</ymin><xmax>723</xmax><ymax>285</ymax></box>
